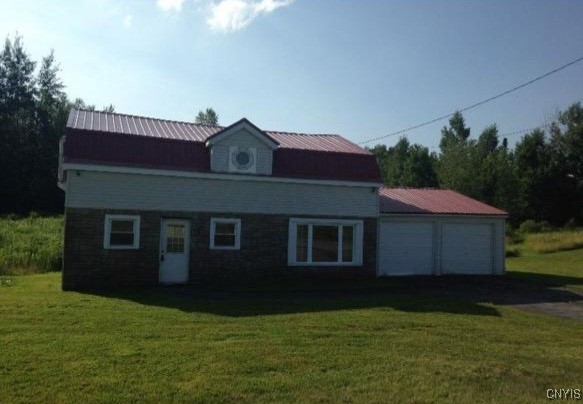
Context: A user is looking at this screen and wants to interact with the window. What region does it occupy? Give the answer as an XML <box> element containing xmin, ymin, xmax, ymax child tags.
<box><xmin>228</xmin><ymin>146</ymin><xmax>256</xmax><ymax>173</ymax></box>
<box><xmin>165</xmin><ymin>224</ymin><xmax>185</xmax><ymax>253</ymax></box>
<box><xmin>288</xmin><ymin>219</ymin><xmax>363</xmax><ymax>266</ymax></box>
<box><xmin>210</xmin><ymin>218</ymin><xmax>241</xmax><ymax>250</ymax></box>
<box><xmin>104</xmin><ymin>215</ymin><xmax>140</xmax><ymax>249</ymax></box>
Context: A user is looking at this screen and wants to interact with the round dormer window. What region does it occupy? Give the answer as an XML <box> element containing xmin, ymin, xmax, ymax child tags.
<box><xmin>232</xmin><ymin>148</ymin><xmax>254</xmax><ymax>170</ymax></box>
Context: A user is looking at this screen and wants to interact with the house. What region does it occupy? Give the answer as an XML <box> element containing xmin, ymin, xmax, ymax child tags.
<box><xmin>58</xmin><ymin>109</ymin><xmax>506</xmax><ymax>290</ymax></box>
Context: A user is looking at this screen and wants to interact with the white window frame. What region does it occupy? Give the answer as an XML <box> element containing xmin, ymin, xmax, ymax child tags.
<box><xmin>210</xmin><ymin>218</ymin><xmax>241</xmax><ymax>250</ymax></box>
<box><xmin>287</xmin><ymin>218</ymin><xmax>364</xmax><ymax>266</ymax></box>
<box><xmin>104</xmin><ymin>214</ymin><xmax>140</xmax><ymax>250</ymax></box>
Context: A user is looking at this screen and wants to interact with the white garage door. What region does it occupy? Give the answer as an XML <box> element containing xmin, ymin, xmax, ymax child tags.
<box><xmin>379</xmin><ymin>221</ymin><xmax>434</xmax><ymax>276</ymax></box>
<box><xmin>441</xmin><ymin>223</ymin><xmax>494</xmax><ymax>274</ymax></box>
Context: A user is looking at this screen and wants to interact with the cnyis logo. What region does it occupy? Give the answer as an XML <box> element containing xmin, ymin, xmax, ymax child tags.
<box><xmin>547</xmin><ymin>389</ymin><xmax>582</xmax><ymax>400</ymax></box>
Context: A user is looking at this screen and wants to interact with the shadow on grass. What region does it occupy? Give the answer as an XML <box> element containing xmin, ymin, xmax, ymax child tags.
<box><xmin>80</xmin><ymin>272</ymin><xmax>583</xmax><ymax>318</ymax></box>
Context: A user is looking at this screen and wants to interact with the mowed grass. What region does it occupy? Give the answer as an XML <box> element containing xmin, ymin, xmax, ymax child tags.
<box><xmin>2</xmin><ymin>269</ymin><xmax>583</xmax><ymax>403</ymax></box>
<box><xmin>0</xmin><ymin>215</ymin><xmax>63</xmax><ymax>275</ymax></box>
<box><xmin>507</xmin><ymin>228</ymin><xmax>583</xmax><ymax>290</ymax></box>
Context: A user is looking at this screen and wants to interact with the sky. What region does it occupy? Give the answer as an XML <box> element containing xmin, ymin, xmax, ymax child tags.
<box><xmin>1</xmin><ymin>0</ymin><xmax>582</xmax><ymax>149</ymax></box>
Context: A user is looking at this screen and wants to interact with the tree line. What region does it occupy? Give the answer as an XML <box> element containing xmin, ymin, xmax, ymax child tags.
<box><xmin>370</xmin><ymin>105</ymin><xmax>583</xmax><ymax>226</ymax></box>
<box><xmin>0</xmin><ymin>35</ymin><xmax>220</xmax><ymax>214</ymax></box>
<box><xmin>0</xmin><ymin>35</ymin><xmax>112</xmax><ymax>213</ymax></box>
<box><xmin>1</xmin><ymin>35</ymin><xmax>581</xmax><ymax>226</ymax></box>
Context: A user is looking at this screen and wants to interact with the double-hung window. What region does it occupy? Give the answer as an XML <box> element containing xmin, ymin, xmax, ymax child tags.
<box><xmin>210</xmin><ymin>218</ymin><xmax>241</xmax><ymax>250</ymax></box>
<box><xmin>104</xmin><ymin>215</ymin><xmax>140</xmax><ymax>249</ymax></box>
<box><xmin>288</xmin><ymin>218</ymin><xmax>363</xmax><ymax>266</ymax></box>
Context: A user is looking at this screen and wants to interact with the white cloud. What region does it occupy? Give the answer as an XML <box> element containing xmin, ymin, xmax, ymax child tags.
<box><xmin>123</xmin><ymin>14</ymin><xmax>134</xmax><ymax>28</ymax></box>
<box><xmin>157</xmin><ymin>0</ymin><xmax>187</xmax><ymax>12</ymax></box>
<box><xmin>207</xmin><ymin>0</ymin><xmax>293</xmax><ymax>32</ymax></box>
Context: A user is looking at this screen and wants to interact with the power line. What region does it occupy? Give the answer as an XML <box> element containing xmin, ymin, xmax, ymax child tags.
<box><xmin>359</xmin><ymin>55</ymin><xmax>583</xmax><ymax>145</ymax></box>
<box><xmin>500</xmin><ymin>123</ymin><xmax>553</xmax><ymax>139</ymax></box>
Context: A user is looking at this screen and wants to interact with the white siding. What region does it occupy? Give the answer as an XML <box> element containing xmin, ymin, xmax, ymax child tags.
<box><xmin>66</xmin><ymin>170</ymin><xmax>378</xmax><ymax>217</ymax></box>
<box><xmin>210</xmin><ymin>129</ymin><xmax>273</xmax><ymax>175</ymax></box>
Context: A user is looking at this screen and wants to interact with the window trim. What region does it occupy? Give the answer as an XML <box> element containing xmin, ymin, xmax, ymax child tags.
<box><xmin>210</xmin><ymin>218</ymin><xmax>241</xmax><ymax>250</ymax></box>
<box><xmin>287</xmin><ymin>218</ymin><xmax>364</xmax><ymax>266</ymax></box>
<box><xmin>104</xmin><ymin>214</ymin><xmax>140</xmax><ymax>250</ymax></box>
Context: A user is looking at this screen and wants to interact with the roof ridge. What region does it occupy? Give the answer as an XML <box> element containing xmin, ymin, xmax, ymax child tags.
<box><xmin>72</xmin><ymin>109</ymin><xmax>346</xmax><ymax>138</ymax></box>
<box><xmin>382</xmin><ymin>186</ymin><xmax>443</xmax><ymax>190</ymax></box>
<box><xmin>71</xmin><ymin>108</ymin><xmax>225</xmax><ymax>130</ymax></box>
<box><xmin>266</xmin><ymin>130</ymin><xmax>341</xmax><ymax>138</ymax></box>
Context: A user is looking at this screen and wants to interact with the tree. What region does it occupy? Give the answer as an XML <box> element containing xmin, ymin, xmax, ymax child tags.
<box><xmin>439</xmin><ymin>111</ymin><xmax>470</xmax><ymax>150</ymax></box>
<box><xmin>370</xmin><ymin>137</ymin><xmax>438</xmax><ymax>188</ymax></box>
<box><xmin>35</xmin><ymin>50</ymin><xmax>69</xmax><ymax>211</ymax></box>
<box><xmin>437</xmin><ymin>113</ymin><xmax>475</xmax><ymax>195</ymax></box>
<box><xmin>0</xmin><ymin>34</ymin><xmax>113</xmax><ymax>213</ymax></box>
<box><xmin>195</xmin><ymin>108</ymin><xmax>219</xmax><ymax>125</ymax></box>
<box><xmin>0</xmin><ymin>34</ymin><xmax>38</xmax><ymax>212</ymax></box>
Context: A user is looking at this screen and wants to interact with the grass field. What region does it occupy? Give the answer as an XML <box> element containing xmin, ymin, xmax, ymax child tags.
<box><xmin>515</xmin><ymin>229</ymin><xmax>583</xmax><ymax>254</ymax></box>
<box><xmin>1</xmin><ymin>221</ymin><xmax>582</xmax><ymax>402</ymax></box>
<box><xmin>1</xmin><ymin>250</ymin><xmax>583</xmax><ymax>403</ymax></box>
<box><xmin>0</xmin><ymin>215</ymin><xmax>63</xmax><ymax>275</ymax></box>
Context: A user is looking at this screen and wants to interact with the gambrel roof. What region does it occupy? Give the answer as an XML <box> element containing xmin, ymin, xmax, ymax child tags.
<box><xmin>64</xmin><ymin>109</ymin><xmax>382</xmax><ymax>183</ymax></box>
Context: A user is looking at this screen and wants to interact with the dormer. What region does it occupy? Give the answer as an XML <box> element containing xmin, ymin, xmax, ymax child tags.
<box><xmin>206</xmin><ymin>118</ymin><xmax>279</xmax><ymax>176</ymax></box>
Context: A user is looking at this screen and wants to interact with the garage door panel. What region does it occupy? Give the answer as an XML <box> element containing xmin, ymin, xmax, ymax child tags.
<box><xmin>442</xmin><ymin>223</ymin><xmax>493</xmax><ymax>274</ymax></box>
<box><xmin>379</xmin><ymin>222</ymin><xmax>434</xmax><ymax>276</ymax></box>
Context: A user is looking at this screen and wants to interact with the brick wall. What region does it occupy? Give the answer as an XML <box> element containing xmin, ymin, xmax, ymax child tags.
<box><xmin>62</xmin><ymin>208</ymin><xmax>377</xmax><ymax>290</ymax></box>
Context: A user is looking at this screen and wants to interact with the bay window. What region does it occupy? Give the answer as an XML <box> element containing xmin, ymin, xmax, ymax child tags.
<box><xmin>288</xmin><ymin>219</ymin><xmax>363</xmax><ymax>266</ymax></box>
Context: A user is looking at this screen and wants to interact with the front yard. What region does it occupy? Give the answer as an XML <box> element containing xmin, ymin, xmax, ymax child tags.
<box><xmin>1</xmin><ymin>250</ymin><xmax>583</xmax><ymax>403</ymax></box>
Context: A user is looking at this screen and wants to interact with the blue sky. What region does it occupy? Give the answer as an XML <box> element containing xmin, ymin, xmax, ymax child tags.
<box><xmin>1</xmin><ymin>0</ymin><xmax>582</xmax><ymax>149</ymax></box>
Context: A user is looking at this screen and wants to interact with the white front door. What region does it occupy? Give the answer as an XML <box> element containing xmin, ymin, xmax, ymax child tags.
<box><xmin>159</xmin><ymin>219</ymin><xmax>190</xmax><ymax>284</ymax></box>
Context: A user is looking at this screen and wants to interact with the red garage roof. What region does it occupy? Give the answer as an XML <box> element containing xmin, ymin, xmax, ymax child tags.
<box><xmin>379</xmin><ymin>187</ymin><xmax>507</xmax><ymax>216</ymax></box>
<box><xmin>63</xmin><ymin>109</ymin><xmax>381</xmax><ymax>183</ymax></box>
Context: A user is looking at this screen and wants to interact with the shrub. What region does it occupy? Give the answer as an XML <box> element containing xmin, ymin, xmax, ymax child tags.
<box><xmin>505</xmin><ymin>246</ymin><xmax>521</xmax><ymax>258</ymax></box>
<box><xmin>518</xmin><ymin>220</ymin><xmax>552</xmax><ymax>234</ymax></box>
<box><xmin>505</xmin><ymin>224</ymin><xmax>525</xmax><ymax>244</ymax></box>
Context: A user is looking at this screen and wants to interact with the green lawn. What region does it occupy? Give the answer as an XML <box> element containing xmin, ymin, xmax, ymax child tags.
<box><xmin>507</xmin><ymin>229</ymin><xmax>583</xmax><ymax>291</ymax></box>
<box><xmin>1</xmin><ymin>251</ymin><xmax>583</xmax><ymax>403</ymax></box>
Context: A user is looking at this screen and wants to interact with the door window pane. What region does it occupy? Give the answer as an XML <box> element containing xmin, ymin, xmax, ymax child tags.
<box><xmin>296</xmin><ymin>225</ymin><xmax>308</xmax><ymax>262</ymax></box>
<box><xmin>166</xmin><ymin>224</ymin><xmax>185</xmax><ymax>253</ymax></box>
<box><xmin>312</xmin><ymin>225</ymin><xmax>339</xmax><ymax>262</ymax></box>
<box><xmin>342</xmin><ymin>225</ymin><xmax>354</xmax><ymax>263</ymax></box>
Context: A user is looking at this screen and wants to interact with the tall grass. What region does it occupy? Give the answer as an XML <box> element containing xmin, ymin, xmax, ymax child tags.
<box><xmin>0</xmin><ymin>215</ymin><xmax>63</xmax><ymax>275</ymax></box>
<box><xmin>525</xmin><ymin>230</ymin><xmax>583</xmax><ymax>254</ymax></box>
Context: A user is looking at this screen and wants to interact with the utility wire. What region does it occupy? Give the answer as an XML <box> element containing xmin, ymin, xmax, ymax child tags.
<box><xmin>359</xmin><ymin>55</ymin><xmax>583</xmax><ymax>145</ymax></box>
<box><xmin>500</xmin><ymin>123</ymin><xmax>553</xmax><ymax>139</ymax></box>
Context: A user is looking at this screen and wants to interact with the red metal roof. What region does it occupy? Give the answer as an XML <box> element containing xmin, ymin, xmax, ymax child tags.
<box><xmin>64</xmin><ymin>109</ymin><xmax>381</xmax><ymax>183</ymax></box>
<box><xmin>66</xmin><ymin>109</ymin><xmax>370</xmax><ymax>155</ymax></box>
<box><xmin>379</xmin><ymin>187</ymin><xmax>507</xmax><ymax>216</ymax></box>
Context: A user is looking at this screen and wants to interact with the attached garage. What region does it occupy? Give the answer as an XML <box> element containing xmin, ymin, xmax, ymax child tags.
<box><xmin>377</xmin><ymin>188</ymin><xmax>507</xmax><ymax>276</ymax></box>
